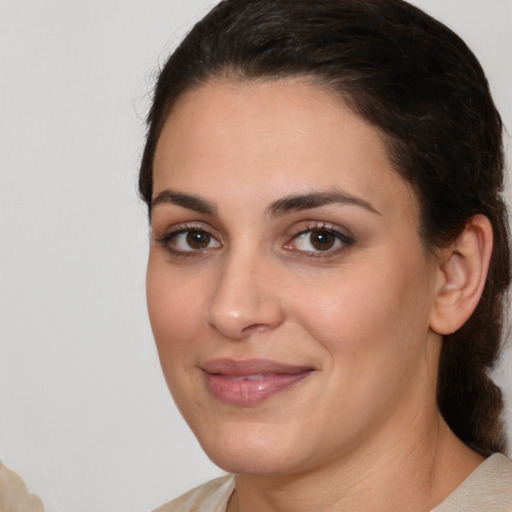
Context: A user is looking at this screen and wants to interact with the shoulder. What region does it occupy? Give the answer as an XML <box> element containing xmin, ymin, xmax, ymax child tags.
<box><xmin>432</xmin><ymin>453</ymin><xmax>512</xmax><ymax>512</ymax></box>
<box><xmin>153</xmin><ymin>475</ymin><xmax>235</xmax><ymax>512</ymax></box>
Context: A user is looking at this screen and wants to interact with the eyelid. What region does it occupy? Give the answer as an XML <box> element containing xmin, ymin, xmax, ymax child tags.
<box><xmin>153</xmin><ymin>222</ymin><xmax>222</xmax><ymax>255</ymax></box>
<box><xmin>283</xmin><ymin>221</ymin><xmax>355</xmax><ymax>256</ymax></box>
<box><xmin>286</xmin><ymin>220</ymin><xmax>354</xmax><ymax>239</ymax></box>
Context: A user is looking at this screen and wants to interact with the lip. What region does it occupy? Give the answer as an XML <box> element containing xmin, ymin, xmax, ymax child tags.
<box><xmin>201</xmin><ymin>358</ymin><xmax>314</xmax><ymax>405</ymax></box>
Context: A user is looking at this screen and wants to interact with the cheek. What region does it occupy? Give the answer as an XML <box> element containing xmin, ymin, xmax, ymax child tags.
<box><xmin>146</xmin><ymin>256</ymin><xmax>214</xmax><ymax>418</ymax></box>
<box><xmin>287</xmin><ymin>258</ymin><xmax>437</xmax><ymax>434</ymax></box>
<box><xmin>291</xmin><ymin>256</ymin><xmax>434</xmax><ymax>366</ymax></box>
<box><xmin>146</xmin><ymin>255</ymin><xmax>206</xmax><ymax>363</ymax></box>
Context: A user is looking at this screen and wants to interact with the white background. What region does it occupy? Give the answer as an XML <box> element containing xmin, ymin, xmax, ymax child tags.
<box><xmin>0</xmin><ymin>1</ymin><xmax>511</xmax><ymax>511</ymax></box>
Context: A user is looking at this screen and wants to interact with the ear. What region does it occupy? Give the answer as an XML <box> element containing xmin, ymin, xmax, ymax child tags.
<box><xmin>429</xmin><ymin>214</ymin><xmax>493</xmax><ymax>335</ymax></box>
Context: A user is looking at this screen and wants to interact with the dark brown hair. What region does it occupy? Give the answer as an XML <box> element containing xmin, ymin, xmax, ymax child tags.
<box><xmin>139</xmin><ymin>0</ymin><xmax>510</xmax><ymax>455</ymax></box>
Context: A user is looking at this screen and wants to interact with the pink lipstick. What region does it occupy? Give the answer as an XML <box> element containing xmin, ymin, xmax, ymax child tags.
<box><xmin>201</xmin><ymin>358</ymin><xmax>313</xmax><ymax>405</ymax></box>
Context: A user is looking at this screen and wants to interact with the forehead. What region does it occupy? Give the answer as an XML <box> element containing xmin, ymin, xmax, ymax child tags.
<box><xmin>152</xmin><ymin>78</ymin><xmax>417</xmax><ymax>219</ymax></box>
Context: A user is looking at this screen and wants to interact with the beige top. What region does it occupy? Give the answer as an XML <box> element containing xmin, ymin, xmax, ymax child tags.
<box><xmin>155</xmin><ymin>454</ymin><xmax>512</xmax><ymax>512</ymax></box>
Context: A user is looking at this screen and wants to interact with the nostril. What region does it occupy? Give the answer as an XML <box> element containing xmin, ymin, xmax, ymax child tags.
<box><xmin>241</xmin><ymin>323</ymin><xmax>272</xmax><ymax>334</ymax></box>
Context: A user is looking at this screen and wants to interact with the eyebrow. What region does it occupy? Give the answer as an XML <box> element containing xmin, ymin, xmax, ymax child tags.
<box><xmin>151</xmin><ymin>190</ymin><xmax>217</xmax><ymax>215</ymax></box>
<box><xmin>150</xmin><ymin>188</ymin><xmax>379</xmax><ymax>217</ymax></box>
<box><xmin>269</xmin><ymin>190</ymin><xmax>380</xmax><ymax>216</ymax></box>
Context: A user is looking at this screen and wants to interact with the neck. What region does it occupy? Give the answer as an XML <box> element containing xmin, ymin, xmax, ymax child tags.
<box><xmin>228</xmin><ymin>414</ymin><xmax>483</xmax><ymax>512</ymax></box>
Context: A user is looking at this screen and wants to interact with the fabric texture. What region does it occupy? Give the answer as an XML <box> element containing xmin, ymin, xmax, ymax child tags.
<box><xmin>154</xmin><ymin>475</ymin><xmax>235</xmax><ymax>512</ymax></box>
<box><xmin>431</xmin><ymin>453</ymin><xmax>512</xmax><ymax>512</ymax></box>
<box><xmin>154</xmin><ymin>453</ymin><xmax>512</xmax><ymax>512</ymax></box>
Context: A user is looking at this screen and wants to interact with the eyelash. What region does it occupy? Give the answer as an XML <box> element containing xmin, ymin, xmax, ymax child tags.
<box><xmin>154</xmin><ymin>222</ymin><xmax>354</xmax><ymax>258</ymax></box>
<box><xmin>284</xmin><ymin>222</ymin><xmax>354</xmax><ymax>257</ymax></box>
<box><xmin>155</xmin><ymin>224</ymin><xmax>221</xmax><ymax>257</ymax></box>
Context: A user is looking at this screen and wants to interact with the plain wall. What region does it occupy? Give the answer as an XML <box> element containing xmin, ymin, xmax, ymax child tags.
<box><xmin>0</xmin><ymin>1</ymin><xmax>510</xmax><ymax>511</ymax></box>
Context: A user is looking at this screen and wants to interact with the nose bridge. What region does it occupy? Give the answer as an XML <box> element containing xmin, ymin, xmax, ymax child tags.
<box><xmin>206</xmin><ymin>243</ymin><xmax>284</xmax><ymax>339</ymax></box>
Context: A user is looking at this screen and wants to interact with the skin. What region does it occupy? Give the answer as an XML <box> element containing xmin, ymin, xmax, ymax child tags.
<box><xmin>147</xmin><ymin>78</ymin><xmax>485</xmax><ymax>512</ymax></box>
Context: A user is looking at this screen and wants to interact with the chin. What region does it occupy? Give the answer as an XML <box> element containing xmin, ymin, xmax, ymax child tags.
<box><xmin>205</xmin><ymin>446</ymin><xmax>300</xmax><ymax>476</ymax></box>
<box><xmin>193</xmin><ymin>422</ymin><xmax>308</xmax><ymax>476</ymax></box>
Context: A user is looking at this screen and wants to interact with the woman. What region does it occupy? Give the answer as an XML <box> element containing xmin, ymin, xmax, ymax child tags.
<box><xmin>140</xmin><ymin>0</ymin><xmax>512</xmax><ymax>510</ymax></box>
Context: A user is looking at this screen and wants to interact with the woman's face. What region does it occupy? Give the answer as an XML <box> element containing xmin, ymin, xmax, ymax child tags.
<box><xmin>147</xmin><ymin>79</ymin><xmax>443</xmax><ymax>475</ymax></box>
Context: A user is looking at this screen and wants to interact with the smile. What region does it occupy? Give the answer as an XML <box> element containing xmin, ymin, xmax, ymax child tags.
<box><xmin>227</xmin><ymin>374</ymin><xmax>269</xmax><ymax>381</ymax></box>
<box><xmin>201</xmin><ymin>359</ymin><xmax>314</xmax><ymax>405</ymax></box>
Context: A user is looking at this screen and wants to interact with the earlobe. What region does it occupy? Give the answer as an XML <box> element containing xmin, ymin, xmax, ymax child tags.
<box><xmin>429</xmin><ymin>215</ymin><xmax>493</xmax><ymax>335</ymax></box>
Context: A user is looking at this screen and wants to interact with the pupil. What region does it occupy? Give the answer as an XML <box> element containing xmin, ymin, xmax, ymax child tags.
<box><xmin>311</xmin><ymin>230</ymin><xmax>334</xmax><ymax>250</ymax></box>
<box><xmin>187</xmin><ymin>230</ymin><xmax>210</xmax><ymax>249</ymax></box>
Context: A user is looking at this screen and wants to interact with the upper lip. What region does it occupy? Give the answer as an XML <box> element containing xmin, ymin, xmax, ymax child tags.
<box><xmin>201</xmin><ymin>358</ymin><xmax>314</xmax><ymax>376</ymax></box>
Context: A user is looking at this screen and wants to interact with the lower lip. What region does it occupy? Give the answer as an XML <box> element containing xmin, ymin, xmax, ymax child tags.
<box><xmin>203</xmin><ymin>371</ymin><xmax>312</xmax><ymax>405</ymax></box>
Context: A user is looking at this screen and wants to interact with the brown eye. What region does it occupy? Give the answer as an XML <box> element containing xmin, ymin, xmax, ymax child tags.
<box><xmin>160</xmin><ymin>229</ymin><xmax>221</xmax><ymax>253</ymax></box>
<box><xmin>186</xmin><ymin>230</ymin><xmax>212</xmax><ymax>249</ymax></box>
<box><xmin>309</xmin><ymin>229</ymin><xmax>336</xmax><ymax>251</ymax></box>
<box><xmin>284</xmin><ymin>226</ymin><xmax>353</xmax><ymax>255</ymax></box>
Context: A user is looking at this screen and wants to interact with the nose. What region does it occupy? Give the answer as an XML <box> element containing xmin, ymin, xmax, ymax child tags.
<box><xmin>205</xmin><ymin>250</ymin><xmax>286</xmax><ymax>340</ymax></box>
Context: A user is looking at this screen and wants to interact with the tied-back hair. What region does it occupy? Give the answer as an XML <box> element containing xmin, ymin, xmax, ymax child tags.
<box><xmin>139</xmin><ymin>0</ymin><xmax>511</xmax><ymax>455</ymax></box>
